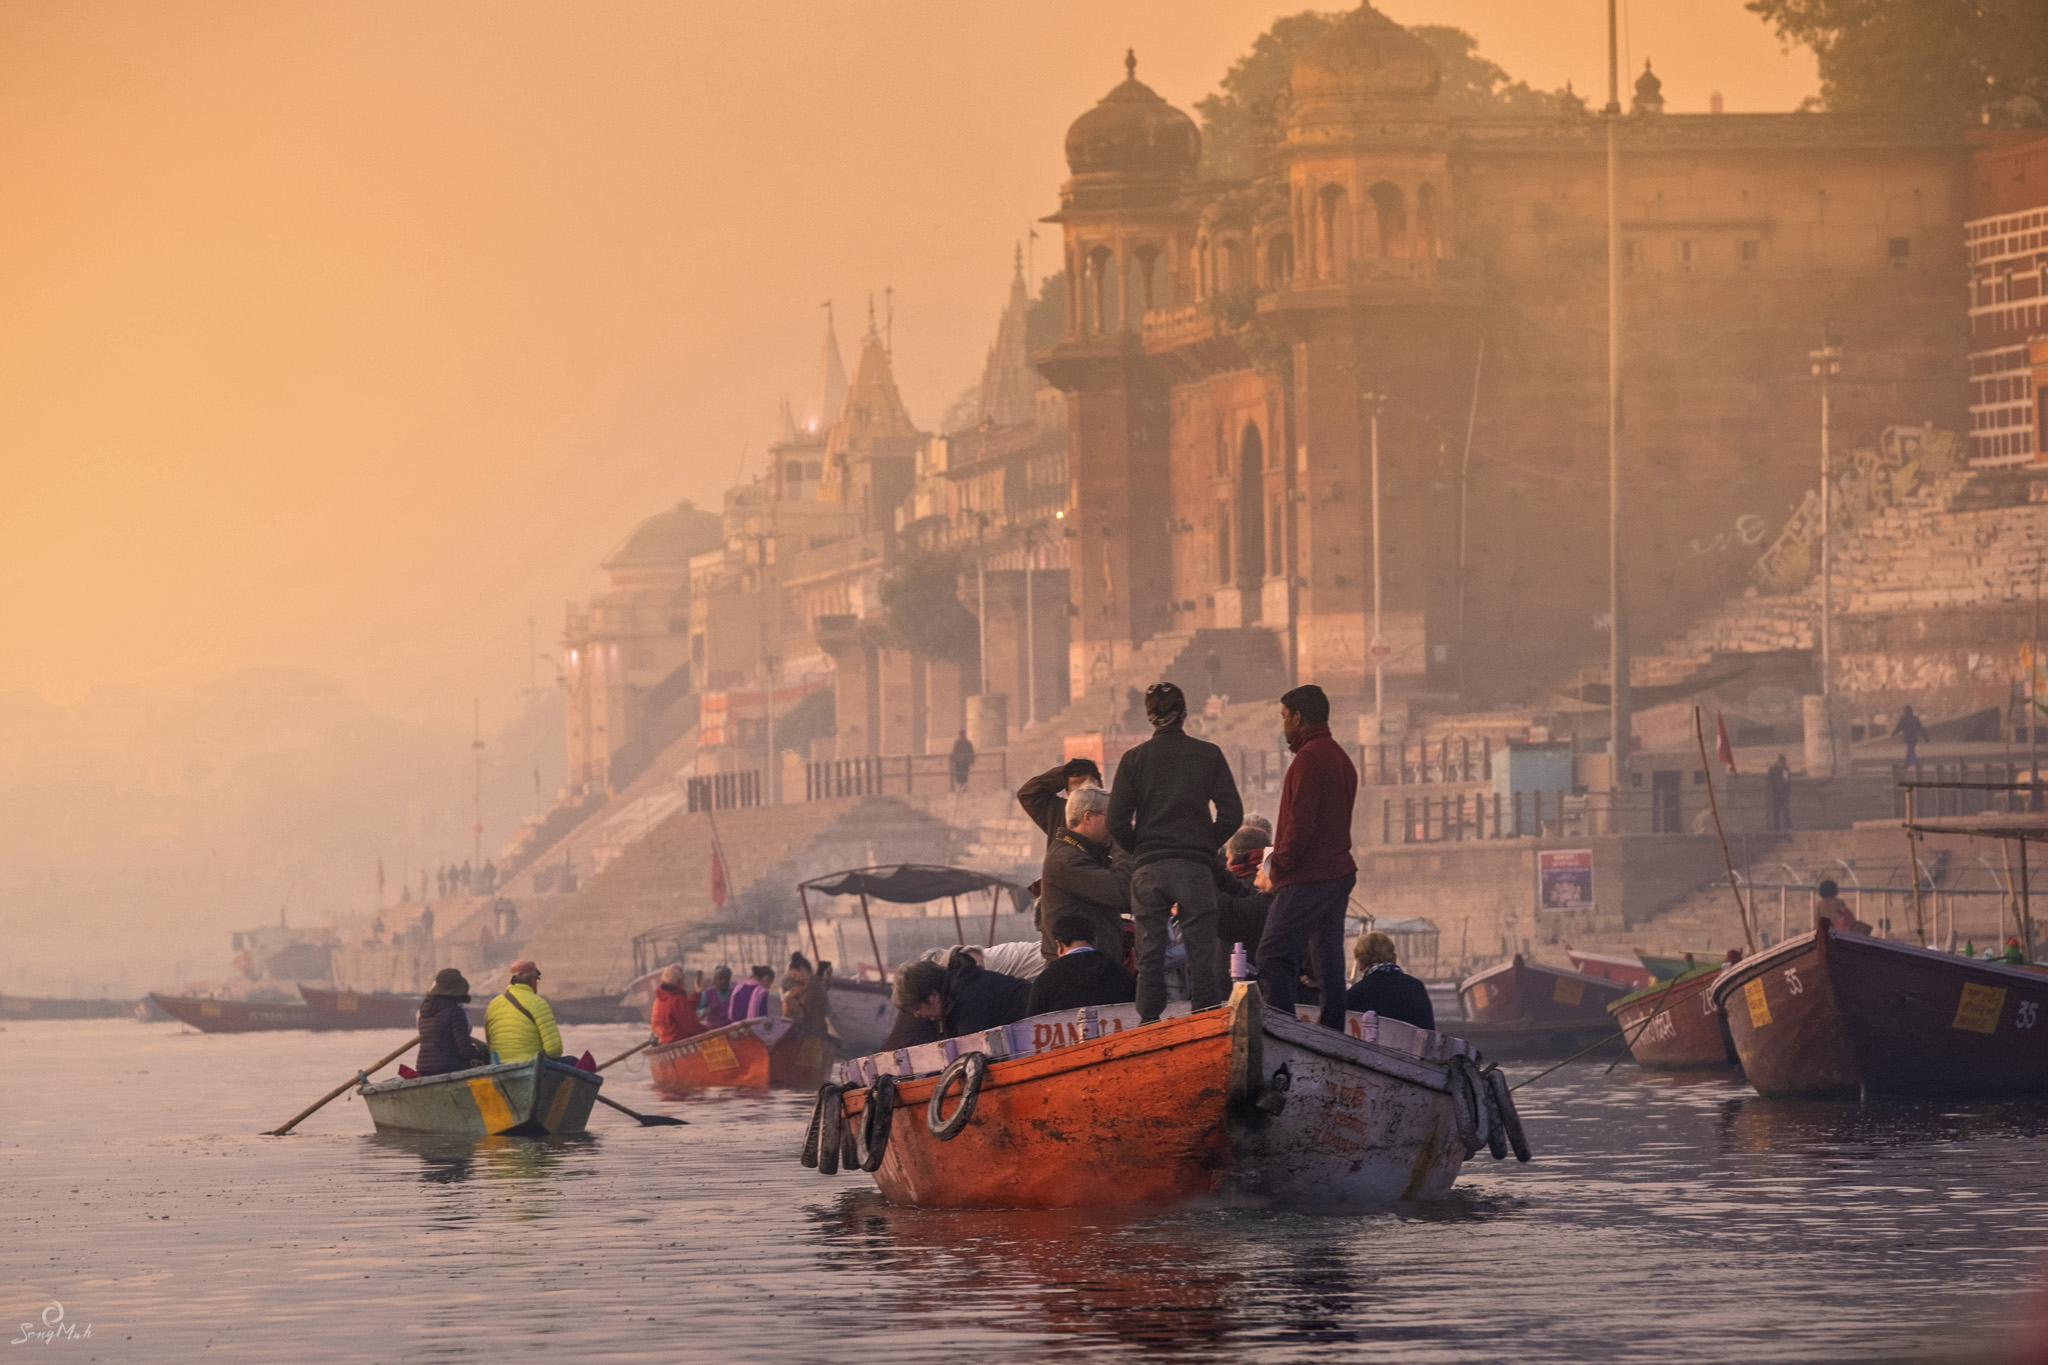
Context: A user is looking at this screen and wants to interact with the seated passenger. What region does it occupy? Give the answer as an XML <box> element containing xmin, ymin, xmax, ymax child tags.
<box><xmin>1028</xmin><ymin>914</ymin><xmax>1137</xmax><ymax>1014</ymax></box>
<box><xmin>889</xmin><ymin>948</ymin><xmax>1030</xmax><ymax>1043</ymax></box>
<box><xmin>649</xmin><ymin>965</ymin><xmax>705</xmax><ymax>1045</ymax></box>
<box><xmin>729</xmin><ymin>965</ymin><xmax>777</xmax><ymax>1020</ymax></box>
<box><xmin>698</xmin><ymin>966</ymin><xmax>735</xmax><ymax>1028</ymax></box>
<box><xmin>1812</xmin><ymin>880</ymin><xmax>1868</xmax><ymax>935</ymax></box>
<box><xmin>782</xmin><ymin>953</ymin><xmax>832</xmax><ymax>1034</ymax></box>
<box><xmin>1343</xmin><ymin>931</ymin><xmax>1435</xmax><ymax>1031</ymax></box>
<box><xmin>416</xmin><ymin>968</ymin><xmax>490</xmax><ymax>1076</ymax></box>
<box><xmin>484</xmin><ymin>959</ymin><xmax>564</xmax><ymax>1064</ymax></box>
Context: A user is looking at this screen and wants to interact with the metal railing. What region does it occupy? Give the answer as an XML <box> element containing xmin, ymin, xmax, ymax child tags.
<box><xmin>1359</xmin><ymin>737</ymin><xmax>1498</xmax><ymax>786</ymax></box>
<box><xmin>685</xmin><ymin>771</ymin><xmax>760</xmax><ymax>812</ymax></box>
<box><xmin>1377</xmin><ymin>787</ymin><xmax>1724</xmax><ymax>844</ymax></box>
<box><xmin>803</xmin><ymin>752</ymin><xmax>1011</xmax><ymax>801</ymax></box>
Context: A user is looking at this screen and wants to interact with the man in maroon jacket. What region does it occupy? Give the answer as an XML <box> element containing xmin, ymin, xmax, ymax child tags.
<box><xmin>1255</xmin><ymin>684</ymin><xmax>1359</xmax><ymax>1030</ymax></box>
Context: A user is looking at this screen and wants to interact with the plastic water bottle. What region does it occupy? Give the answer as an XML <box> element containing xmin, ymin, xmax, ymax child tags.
<box><xmin>1230</xmin><ymin>942</ymin><xmax>1252</xmax><ymax>981</ymax></box>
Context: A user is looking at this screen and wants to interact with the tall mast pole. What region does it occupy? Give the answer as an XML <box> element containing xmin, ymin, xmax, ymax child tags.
<box><xmin>1606</xmin><ymin>0</ymin><xmax>1631</xmax><ymax>804</ymax></box>
<box><xmin>471</xmin><ymin>698</ymin><xmax>484</xmax><ymax>871</ymax></box>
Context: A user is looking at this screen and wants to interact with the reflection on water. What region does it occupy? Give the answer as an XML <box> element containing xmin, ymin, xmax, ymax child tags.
<box><xmin>3</xmin><ymin>1020</ymin><xmax>2045</xmax><ymax>1362</ymax></box>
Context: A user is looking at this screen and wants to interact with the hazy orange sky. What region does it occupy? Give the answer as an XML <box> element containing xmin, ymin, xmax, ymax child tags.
<box><xmin>0</xmin><ymin>1</ymin><xmax>1816</xmax><ymax>728</ymax></box>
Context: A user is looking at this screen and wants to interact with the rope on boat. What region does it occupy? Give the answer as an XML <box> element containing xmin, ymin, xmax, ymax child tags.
<box><xmin>926</xmin><ymin>1053</ymin><xmax>988</xmax><ymax>1141</ymax></box>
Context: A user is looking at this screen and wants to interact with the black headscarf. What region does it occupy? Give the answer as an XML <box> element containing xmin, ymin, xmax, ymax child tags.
<box><xmin>1145</xmin><ymin>681</ymin><xmax>1187</xmax><ymax>729</ymax></box>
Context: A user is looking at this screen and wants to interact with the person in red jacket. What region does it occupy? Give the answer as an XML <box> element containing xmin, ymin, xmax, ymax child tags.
<box><xmin>650</xmin><ymin>965</ymin><xmax>706</xmax><ymax>1044</ymax></box>
<box><xmin>1255</xmin><ymin>684</ymin><xmax>1359</xmax><ymax>1031</ymax></box>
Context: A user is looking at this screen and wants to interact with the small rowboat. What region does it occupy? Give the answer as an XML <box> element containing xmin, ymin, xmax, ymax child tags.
<box><xmin>1714</xmin><ymin>923</ymin><xmax>2048</xmax><ymax>1098</ymax></box>
<box><xmin>1459</xmin><ymin>954</ymin><xmax>1631</xmax><ymax>1027</ymax></box>
<box><xmin>807</xmin><ymin>984</ymin><xmax>1527</xmax><ymax>1210</ymax></box>
<box><xmin>649</xmin><ymin>1016</ymin><xmax>836</xmax><ymax>1092</ymax></box>
<box><xmin>149</xmin><ymin>993</ymin><xmax>316</xmax><ymax>1032</ymax></box>
<box><xmin>1609</xmin><ymin>963</ymin><xmax>1737</xmax><ymax>1070</ymax></box>
<box><xmin>299</xmin><ymin>986</ymin><xmax>443</xmax><ymax>1030</ymax></box>
<box><xmin>358</xmin><ymin>1055</ymin><xmax>602</xmax><ymax>1136</ymax></box>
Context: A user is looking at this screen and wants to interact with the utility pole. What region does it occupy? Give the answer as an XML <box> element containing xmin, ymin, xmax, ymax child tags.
<box><xmin>1024</xmin><ymin>525</ymin><xmax>1037</xmax><ymax>727</ymax></box>
<box><xmin>470</xmin><ymin>699</ymin><xmax>484</xmax><ymax>871</ymax></box>
<box><xmin>1605</xmin><ymin>0</ymin><xmax>1632</xmax><ymax>801</ymax></box>
<box><xmin>1811</xmin><ymin>332</ymin><xmax>1841</xmax><ymax>698</ymax></box>
<box><xmin>976</xmin><ymin>515</ymin><xmax>988</xmax><ymax>697</ymax></box>
<box><xmin>1364</xmin><ymin>390</ymin><xmax>1389</xmax><ymax>720</ymax></box>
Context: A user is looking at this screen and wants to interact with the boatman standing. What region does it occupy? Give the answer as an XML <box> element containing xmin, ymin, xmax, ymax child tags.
<box><xmin>1256</xmin><ymin>685</ymin><xmax>1358</xmax><ymax>1032</ymax></box>
<box><xmin>1107</xmin><ymin>681</ymin><xmax>1244</xmax><ymax>1022</ymax></box>
<box><xmin>485</xmin><ymin>959</ymin><xmax>564</xmax><ymax>1063</ymax></box>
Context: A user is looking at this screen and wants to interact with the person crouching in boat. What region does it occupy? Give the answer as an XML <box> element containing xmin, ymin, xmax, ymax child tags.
<box><xmin>1028</xmin><ymin>914</ymin><xmax>1136</xmax><ymax>1014</ymax></box>
<box><xmin>650</xmin><ymin>965</ymin><xmax>706</xmax><ymax>1045</ymax></box>
<box><xmin>416</xmin><ymin>969</ymin><xmax>490</xmax><ymax>1076</ymax></box>
<box><xmin>1344</xmin><ymin>931</ymin><xmax>1434</xmax><ymax>1030</ymax></box>
<box><xmin>885</xmin><ymin>948</ymin><xmax>1031</xmax><ymax>1048</ymax></box>
<box><xmin>1813</xmin><ymin>880</ymin><xmax>1869</xmax><ymax>935</ymax></box>
<box><xmin>485</xmin><ymin>959</ymin><xmax>563</xmax><ymax>1064</ymax></box>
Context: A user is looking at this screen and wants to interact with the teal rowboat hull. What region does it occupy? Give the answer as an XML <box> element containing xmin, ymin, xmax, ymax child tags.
<box><xmin>358</xmin><ymin>1055</ymin><xmax>602</xmax><ymax>1136</ymax></box>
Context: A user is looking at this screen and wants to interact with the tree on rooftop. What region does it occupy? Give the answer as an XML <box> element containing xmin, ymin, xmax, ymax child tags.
<box><xmin>1747</xmin><ymin>0</ymin><xmax>2046</xmax><ymax>126</ymax></box>
<box><xmin>1196</xmin><ymin>12</ymin><xmax>1572</xmax><ymax>180</ymax></box>
<box><xmin>877</xmin><ymin>548</ymin><xmax>980</xmax><ymax>669</ymax></box>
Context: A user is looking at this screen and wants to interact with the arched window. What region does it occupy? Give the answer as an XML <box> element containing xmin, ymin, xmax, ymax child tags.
<box><xmin>1266</xmin><ymin>234</ymin><xmax>1294</xmax><ymax>288</ymax></box>
<box><xmin>1133</xmin><ymin>245</ymin><xmax>1162</xmax><ymax>312</ymax></box>
<box><xmin>1237</xmin><ymin>423</ymin><xmax>1266</xmax><ymax>594</ymax></box>
<box><xmin>1086</xmin><ymin>246</ymin><xmax>1119</xmax><ymax>332</ymax></box>
<box><xmin>1316</xmin><ymin>184</ymin><xmax>1350</xmax><ymax>280</ymax></box>
<box><xmin>1220</xmin><ymin>238</ymin><xmax>1247</xmax><ymax>291</ymax></box>
<box><xmin>1368</xmin><ymin>182</ymin><xmax>1407</xmax><ymax>257</ymax></box>
<box><xmin>785</xmin><ymin>460</ymin><xmax>803</xmax><ymax>483</ymax></box>
<box><xmin>1416</xmin><ymin>183</ymin><xmax>1440</xmax><ymax>258</ymax></box>
<box><xmin>1196</xmin><ymin>235</ymin><xmax>1210</xmax><ymax>299</ymax></box>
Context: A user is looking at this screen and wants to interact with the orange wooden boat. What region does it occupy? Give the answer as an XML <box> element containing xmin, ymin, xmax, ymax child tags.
<box><xmin>804</xmin><ymin>984</ymin><xmax>1527</xmax><ymax>1210</ymax></box>
<box><xmin>648</xmin><ymin>1016</ymin><xmax>836</xmax><ymax>1092</ymax></box>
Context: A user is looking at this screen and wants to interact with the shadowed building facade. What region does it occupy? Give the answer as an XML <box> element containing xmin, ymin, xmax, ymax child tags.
<box><xmin>1040</xmin><ymin>4</ymin><xmax>1972</xmax><ymax>707</ymax></box>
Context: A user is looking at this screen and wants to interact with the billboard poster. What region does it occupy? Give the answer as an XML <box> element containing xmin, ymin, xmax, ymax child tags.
<box><xmin>1538</xmin><ymin>849</ymin><xmax>1594</xmax><ymax>912</ymax></box>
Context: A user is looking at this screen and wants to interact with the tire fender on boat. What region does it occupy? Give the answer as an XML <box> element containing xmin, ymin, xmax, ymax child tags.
<box><xmin>1446</xmin><ymin>1054</ymin><xmax>1490</xmax><ymax>1156</ymax></box>
<box><xmin>859</xmin><ymin>1074</ymin><xmax>897</xmax><ymax>1172</ymax></box>
<box><xmin>814</xmin><ymin>1083</ymin><xmax>849</xmax><ymax>1175</ymax></box>
<box><xmin>926</xmin><ymin>1052</ymin><xmax>988</xmax><ymax>1141</ymax></box>
<box><xmin>1483</xmin><ymin>1065</ymin><xmax>1532</xmax><ymax>1163</ymax></box>
<box><xmin>802</xmin><ymin>1082</ymin><xmax>840</xmax><ymax>1169</ymax></box>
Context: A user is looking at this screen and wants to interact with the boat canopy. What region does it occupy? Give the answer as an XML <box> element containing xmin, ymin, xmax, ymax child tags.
<box><xmin>800</xmin><ymin>865</ymin><xmax>1020</xmax><ymax>904</ymax></box>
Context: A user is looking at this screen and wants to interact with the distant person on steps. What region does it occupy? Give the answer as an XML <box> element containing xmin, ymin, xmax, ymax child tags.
<box><xmin>1893</xmin><ymin>706</ymin><xmax>1928</xmax><ymax>769</ymax></box>
<box><xmin>950</xmin><ymin>730</ymin><xmax>977</xmax><ymax>793</ymax></box>
<box><xmin>485</xmin><ymin>959</ymin><xmax>563</xmax><ymax>1064</ymax></box>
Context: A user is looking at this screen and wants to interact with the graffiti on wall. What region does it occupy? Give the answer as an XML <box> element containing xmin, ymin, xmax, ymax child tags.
<box><xmin>1750</xmin><ymin>426</ymin><xmax>1958</xmax><ymax>595</ymax></box>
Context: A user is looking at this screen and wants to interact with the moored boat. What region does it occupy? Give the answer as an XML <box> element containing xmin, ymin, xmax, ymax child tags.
<box><xmin>648</xmin><ymin>1016</ymin><xmax>836</xmax><ymax>1092</ymax></box>
<box><xmin>1609</xmin><ymin>962</ymin><xmax>1737</xmax><ymax>1069</ymax></box>
<box><xmin>1459</xmin><ymin>954</ymin><xmax>1631</xmax><ymax>1026</ymax></box>
<box><xmin>1713</xmin><ymin>923</ymin><xmax>2048</xmax><ymax>1098</ymax></box>
<box><xmin>1567</xmin><ymin>949</ymin><xmax>1652</xmax><ymax>990</ymax></box>
<box><xmin>0</xmin><ymin>994</ymin><xmax>135</xmax><ymax>1020</ymax></box>
<box><xmin>808</xmin><ymin>984</ymin><xmax>1526</xmax><ymax>1210</ymax></box>
<box><xmin>149</xmin><ymin>993</ymin><xmax>317</xmax><ymax>1032</ymax></box>
<box><xmin>358</xmin><ymin>1054</ymin><xmax>602</xmax><ymax>1136</ymax></box>
<box><xmin>300</xmin><ymin>986</ymin><xmax>442</xmax><ymax>1030</ymax></box>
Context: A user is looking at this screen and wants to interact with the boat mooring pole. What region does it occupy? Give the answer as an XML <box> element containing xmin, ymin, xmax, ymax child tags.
<box><xmin>949</xmin><ymin>894</ymin><xmax>965</xmax><ymax>947</ymax></box>
<box><xmin>797</xmin><ymin>885</ymin><xmax>822</xmax><ymax>968</ymax></box>
<box><xmin>1694</xmin><ymin>707</ymin><xmax>1756</xmax><ymax>953</ymax></box>
<box><xmin>2021</xmin><ymin>837</ymin><xmax>2035</xmax><ymax>961</ymax></box>
<box><xmin>857</xmin><ymin>891</ymin><xmax>885</xmax><ymax>982</ymax></box>
<box><xmin>1905</xmin><ymin>789</ymin><xmax>1928</xmax><ymax>947</ymax></box>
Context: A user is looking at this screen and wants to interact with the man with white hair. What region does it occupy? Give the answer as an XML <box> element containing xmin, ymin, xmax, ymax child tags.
<box><xmin>1036</xmin><ymin>783</ymin><xmax>1131</xmax><ymax>961</ymax></box>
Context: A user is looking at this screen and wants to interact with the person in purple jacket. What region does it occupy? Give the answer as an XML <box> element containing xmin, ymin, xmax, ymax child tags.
<box><xmin>697</xmin><ymin>966</ymin><xmax>735</xmax><ymax>1028</ymax></box>
<box><xmin>728</xmin><ymin>965</ymin><xmax>776</xmax><ymax>1020</ymax></box>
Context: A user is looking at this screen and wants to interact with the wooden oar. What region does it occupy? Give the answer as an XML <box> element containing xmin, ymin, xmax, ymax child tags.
<box><xmin>593</xmin><ymin>1092</ymin><xmax>687</xmax><ymax>1127</ymax></box>
<box><xmin>596</xmin><ymin>1037</ymin><xmax>656</xmax><ymax>1072</ymax></box>
<box><xmin>265</xmin><ymin>1035</ymin><xmax>419</xmax><ymax>1135</ymax></box>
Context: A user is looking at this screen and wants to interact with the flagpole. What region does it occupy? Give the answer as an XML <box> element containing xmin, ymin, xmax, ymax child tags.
<box><xmin>705</xmin><ymin>805</ymin><xmax>731</xmax><ymax>911</ymax></box>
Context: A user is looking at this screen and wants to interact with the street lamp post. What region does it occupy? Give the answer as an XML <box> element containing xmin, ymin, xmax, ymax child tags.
<box><xmin>1604</xmin><ymin>0</ymin><xmax>1632</xmax><ymax>802</ymax></box>
<box><xmin>1362</xmin><ymin>389</ymin><xmax>1388</xmax><ymax>720</ymax></box>
<box><xmin>1024</xmin><ymin>525</ymin><xmax>1037</xmax><ymax>728</ymax></box>
<box><xmin>1810</xmin><ymin>334</ymin><xmax>1841</xmax><ymax>699</ymax></box>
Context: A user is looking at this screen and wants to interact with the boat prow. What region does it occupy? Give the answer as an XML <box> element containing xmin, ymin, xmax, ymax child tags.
<box><xmin>807</xmin><ymin>984</ymin><xmax>1527</xmax><ymax>1211</ymax></box>
<box><xmin>649</xmin><ymin>1016</ymin><xmax>836</xmax><ymax>1092</ymax></box>
<box><xmin>358</xmin><ymin>1055</ymin><xmax>602</xmax><ymax>1136</ymax></box>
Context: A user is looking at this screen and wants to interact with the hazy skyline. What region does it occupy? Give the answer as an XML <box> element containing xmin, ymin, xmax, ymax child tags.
<box><xmin>0</xmin><ymin>1</ymin><xmax>1817</xmax><ymax>728</ymax></box>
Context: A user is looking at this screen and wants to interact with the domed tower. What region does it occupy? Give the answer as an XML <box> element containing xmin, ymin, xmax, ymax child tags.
<box><xmin>1283</xmin><ymin>2</ymin><xmax>1452</xmax><ymax>281</ymax></box>
<box><xmin>1038</xmin><ymin>51</ymin><xmax>1202</xmax><ymax>686</ymax></box>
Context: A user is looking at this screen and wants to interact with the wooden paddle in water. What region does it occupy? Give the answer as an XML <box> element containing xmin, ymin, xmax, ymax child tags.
<box><xmin>596</xmin><ymin>1037</ymin><xmax>656</xmax><ymax>1072</ymax></box>
<box><xmin>265</xmin><ymin>1035</ymin><xmax>419</xmax><ymax>1135</ymax></box>
<box><xmin>593</xmin><ymin>1092</ymin><xmax>687</xmax><ymax>1126</ymax></box>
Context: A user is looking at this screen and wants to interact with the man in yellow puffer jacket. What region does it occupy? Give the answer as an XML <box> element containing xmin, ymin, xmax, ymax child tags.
<box><xmin>485</xmin><ymin>960</ymin><xmax>564</xmax><ymax>1063</ymax></box>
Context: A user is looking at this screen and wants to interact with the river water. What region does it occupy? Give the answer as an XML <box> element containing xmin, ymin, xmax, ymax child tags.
<box><xmin>6</xmin><ymin>1018</ymin><xmax>2046</xmax><ymax>1363</ymax></box>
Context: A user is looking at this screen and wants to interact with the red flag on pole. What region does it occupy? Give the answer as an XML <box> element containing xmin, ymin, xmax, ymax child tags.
<box><xmin>710</xmin><ymin>843</ymin><xmax>728</xmax><ymax>909</ymax></box>
<box><xmin>1715</xmin><ymin>713</ymin><xmax>1738</xmax><ymax>775</ymax></box>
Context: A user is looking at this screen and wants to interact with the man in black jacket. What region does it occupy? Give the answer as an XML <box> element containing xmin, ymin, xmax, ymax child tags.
<box><xmin>1108</xmin><ymin>682</ymin><xmax>1244</xmax><ymax>1021</ymax></box>
<box><xmin>1037</xmin><ymin>785</ymin><xmax>1130</xmax><ymax>960</ymax></box>
<box><xmin>1029</xmin><ymin>915</ymin><xmax>1136</xmax><ymax>1014</ymax></box>
<box><xmin>1016</xmin><ymin>756</ymin><xmax>1103</xmax><ymax>843</ymax></box>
